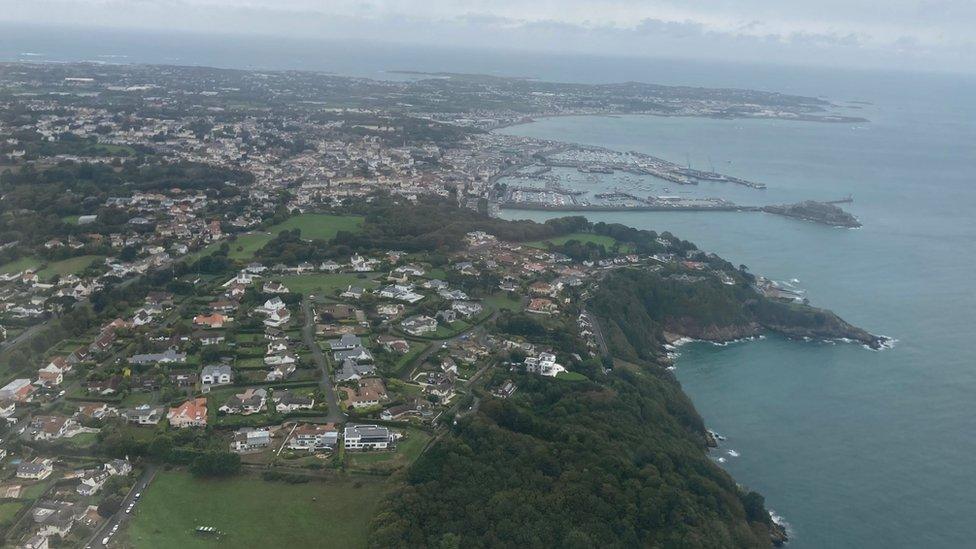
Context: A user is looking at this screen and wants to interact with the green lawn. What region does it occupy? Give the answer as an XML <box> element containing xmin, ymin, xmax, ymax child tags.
<box><xmin>269</xmin><ymin>213</ymin><xmax>364</xmax><ymax>241</ymax></box>
<box><xmin>347</xmin><ymin>428</ymin><xmax>431</xmax><ymax>472</ymax></box>
<box><xmin>62</xmin><ymin>431</ymin><xmax>99</xmax><ymax>447</ymax></box>
<box><xmin>556</xmin><ymin>371</ymin><xmax>589</xmax><ymax>381</ymax></box>
<box><xmin>0</xmin><ymin>256</ymin><xmax>41</xmax><ymax>274</ymax></box>
<box><xmin>187</xmin><ymin>214</ymin><xmax>364</xmax><ymax>264</ymax></box>
<box><xmin>0</xmin><ymin>501</ymin><xmax>24</xmax><ymax>526</ymax></box>
<box><xmin>37</xmin><ymin>255</ymin><xmax>105</xmax><ymax>279</ymax></box>
<box><xmin>279</xmin><ymin>273</ymin><xmax>379</xmax><ymax>296</ymax></box>
<box><xmin>524</xmin><ymin>232</ymin><xmax>632</xmax><ymax>252</ymax></box>
<box><xmin>124</xmin><ymin>472</ymin><xmax>389</xmax><ymax>549</ymax></box>
<box><xmin>482</xmin><ymin>293</ymin><xmax>522</xmax><ymax>312</ymax></box>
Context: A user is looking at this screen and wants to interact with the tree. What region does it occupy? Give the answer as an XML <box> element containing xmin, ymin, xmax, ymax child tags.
<box><xmin>190</xmin><ymin>451</ymin><xmax>242</xmax><ymax>477</ymax></box>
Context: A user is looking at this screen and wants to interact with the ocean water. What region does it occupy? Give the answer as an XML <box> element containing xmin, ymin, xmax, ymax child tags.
<box><xmin>499</xmin><ymin>76</ymin><xmax>976</xmax><ymax>548</ymax></box>
<box><xmin>3</xmin><ymin>24</ymin><xmax>974</xmax><ymax>547</ymax></box>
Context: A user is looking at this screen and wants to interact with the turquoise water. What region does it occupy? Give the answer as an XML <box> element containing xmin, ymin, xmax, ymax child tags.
<box><xmin>499</xmin><ymin>78</ymin><xmax>976</xmax><ymax>548</ymax></box>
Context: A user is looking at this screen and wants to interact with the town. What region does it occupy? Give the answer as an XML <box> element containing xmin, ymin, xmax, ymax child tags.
<box><xmin>0</xmin><ymin>61</ymin><xmax>845</xmax><ymax>548</ymax></box>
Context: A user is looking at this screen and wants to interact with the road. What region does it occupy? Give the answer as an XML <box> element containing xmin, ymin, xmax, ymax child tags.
<box><xmin>87</xmin><ymin>464</ymin><xmax>157</xmax><ymax>548</ymax></box>
<box><xmin>301</xmin><ymin>297</ymin><xmax>346</xmax><ymax>423</ymax></box>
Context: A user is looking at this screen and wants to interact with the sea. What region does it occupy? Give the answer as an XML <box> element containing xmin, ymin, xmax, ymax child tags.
<box><xmin>3</xmin><ymin>24</ymin><xmax>975</xmax><ymax>548</ymax></box>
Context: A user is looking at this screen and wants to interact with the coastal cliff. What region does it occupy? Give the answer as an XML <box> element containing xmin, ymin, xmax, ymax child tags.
<box><xmin>589</xmin><ymin>267</ymin><xmax>886</xmax><ymax>365</ymax></box>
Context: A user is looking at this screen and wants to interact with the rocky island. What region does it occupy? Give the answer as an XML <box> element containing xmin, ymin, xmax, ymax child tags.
<box><xmin>762</xmin><ymin>200</ymin><xmax>862</xmax><ymax>228</ymax></box>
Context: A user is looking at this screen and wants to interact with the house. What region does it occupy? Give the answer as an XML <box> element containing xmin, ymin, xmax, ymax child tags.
<box><xmin>266</xmin><ymin>363</ymin><xmax>296</xmax><ymax>381</ymax></box>
<box><xmin>393</xmin><ymin>264</ymin><xmax>425</xmax><ymax>277</ymax></box>
<box><xmin>326</xmin><ymin>333</ymin><xmax>362</xmax><ymax>351</ymax></box>
<box><xmin>343</xmin><ymin>378</ymin><xmax>387</xmax><ymax>409</ymax></box>
<box><xmin>335</xmin><ymin>359</ymin><xmax>376</xmax><ymax>382</ymax></box>
<box><xmin>168</xmin><ymin>398</ymin><xmax>208</xmax><ymax>428</ymax></box>
<box><xmin>169</xmin><ymin>372</ymin><xmax>198</xmax><ymax>388</ymax></box>
<box><xmin>451</xmin><ymin>301</ymin><xmax>483</xmax><ymax>318</ymax></box>
<box><xmin>320</xmin><ymin>303</ymin><xmax>353</xmax><ymax>321</ymax></box>
<box><xmin>122</xmin><ymin>404</ymin><xmax>163</xmax><ymax>425</ymax></box>
<box><xmin>262</xmin><ymin>280</ymin><xmax>289</xmax><ymax>294</ymax></box>
<box><xmin>201</xmin><ymin>364</ymin><xmax>233</xmax><ymax>387</ymax></box>
<box><xmin>219</xmin><ymin>388</ymin><xmax>267</xmax><ymax>415</ymax></box>
<box><xmin>274</xmin><ymin>390</ymin><xmax>315</xmax><ymax>412</ymax></box>
<box><xmin>35</xmin><ymin>365</ymin><xmax>64</xmax><ymax>387</ymax></box>
<box><xmin>17</xmin><ymin>458</ymin><xmax>53</xmax><ymax>480</ymax></box>
<box><xmin>194</xmin><ymin>331</ymin><xmax>226</xmax><ymax>346</ymax></box>
<box><xmin>256</xmin><ymin>296</ymin><xmax>286</xmax><ymax>315</ymax></box>
<box><xmin>524</xmin><ymin>352</ymin><xmax>566</xmax><ymax>377</ymax></box>
<box><xmin>129</xmin><ymin>347</ymin><xmax>187</xmax><ymax>365</ymax></box>
<box><xmin>86</xmin><ymin>376</ymin><xmax>121</xmax><ymax>396</ymax></box>
<box><xmin>262</xmin><ymin>308</ymin><xmax>291</xmax><ymax>328</ymax></box>
<box><xmin>377</xmin><ymin>335</ymin><xmax>410</xmax><ymax>354</ymax></box>
<box><xmin>105</xmin><ymin>459</ymin><xmax>132</xmax><ymax>476</ymax></box>
<box><xmin>194</xmin><ymin>313</ymin><xmax>230</xmax><ymax>329</ymax></box>
<box><xmin>380</xmin><ymin>400</ymin><xmax>427</xmax><ymax>421</ymax></box>
<box><xmin>344</xmin><ymin>424</ymin><xmax>394</xmax><ymax>451</ymax></box>
<box><xmin>526</xmin><ymin>298</ymin><xmax>558</xmax><ymax>315</ymax></box>
<box><xmin>333</xmin><ymin>347</ymin><xmax>373</xmax><ymax>364</ymax></box>
<box><xmin>376</xmin><ymin>303</ymin><xmax>404</xmax><ymax>319</ymax></box>
<box><xmin>350</xmin><ymin>254</ymin><xmax>377</xmax><ymax>272</ymax></box>
<box><xmin>76</xmin><ymin>471</ymin><xmax>110</xmax><ymax>496</ymax></box>
<box><xmin>288</xmin><ymin>424</ymin><xmax>339</xmax><ymax>452</ymax></box>
<box><xmin>0</xmin><ymin>378</ymin><xmax>33</xmax><ymax>401</ymax></box>
<box><xmin>436</xmin><ymin>310</ymin><xmax>457</xmax><ymax>324</ymax></box>
<box><xmin>340</xmin><ymin>285</ymin><xmax>367</xmax><ymax>299</ymax></box>
<box><xmin>230</xmin><ymin>428</ymin><xmax>272</xmax><ymax>453</ymax></box>
<box><xmin>0</xmin><ymin>400</ymin><xmax>16</xmax><ymax>418</ymax></box>
<box><xmin>493</xmin><ymin>380</ymin><xmax>517</xmax><ymax>399</ymax></box>
<box><xmin>401</xmin><ymin>315</ymin><xmax>437</xmax><ymax>336</ymax></box>
<box><xmin>319</xmin><ymin>260</ymin><xmax>341</xmax><ymax>272</ymax></box>
<box><xmin>76</xmin><ymin>402</ymin><xmax>113</xmax><ymax>419</ymax></box>
<box><xmin>30</xmin><ymin>415</ymin><xmax>73</xmax><ymax>440</ymax></box>
<box><xmin>264</xmin><ymin>352</ymin><xmax>297</xmax><ymax>366</ymax></box>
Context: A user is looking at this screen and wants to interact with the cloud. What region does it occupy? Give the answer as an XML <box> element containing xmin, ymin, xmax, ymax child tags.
<box><xmin>0</xmin><ymin>0</ymin><xmax>972</xmax><ymax>73</ymax></box>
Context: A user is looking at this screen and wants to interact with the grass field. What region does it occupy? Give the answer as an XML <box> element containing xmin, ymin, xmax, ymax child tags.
<box><xmin>482</xmin><ymin>293</ymin><xmax>522</xmax><ymax>312</ymax></box>
<box><xmin>0</xmin><ymin>256</ymin><xmax>41</xmax><ymax>274</ymax></box>
<box><xmin>0</xmin><ymin>501</ymin><xmax>23</xmax><ymax>526</ymax></box>
<box><xmin>189</xmin><ymin>214</ymin><xmax>365</xmax><ymax>263</ymax></box>
<box><xmin>524</xmin><ymin>232</ymin><xmax>632</xmax><ymax>251</ymax></box>
<box><xmin>279</xmin><ymin>273</ymin><xmax>379</xmax><ymax>296</ymax></box>
<box><xmin>270</xmin><ymin>213</ymin><xmax>364</xmax><ymax>241</ymax></box>
<box><xmin>37</xmin><ymin>255</ymin><xmax>105</xmax><ymax>279</ymax></box>
<box><xmin>124</xmin><ymin>472</ymin><xmax>389</xmax><ymax>548</ymax></box>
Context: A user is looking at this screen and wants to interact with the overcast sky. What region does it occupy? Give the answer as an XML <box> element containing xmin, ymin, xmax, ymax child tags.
<box><xmin>2</xmin><ymin>0</ymin><xmax>973</xmax><ymax>74</ymax></box>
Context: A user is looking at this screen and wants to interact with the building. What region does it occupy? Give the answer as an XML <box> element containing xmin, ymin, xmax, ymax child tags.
<box><xmin>201</xmin><ymin>364</ymin><xmax>233</xmax><ymax>387</ymax></box>
<box><xmin>344</xmin><ymin>424</ymin><xmax>394</xmax><ymax>451</ymax></box>
<box><xmin>343</xmin><ymin>378</ymin><xmax>387</xmax><ymax>409</ymax></box>
<box><xmin>274</xmin><ymin>390</ymin><xmax>315</xmax><ymax>412</ymax></box>
<box><xmin>168</xmin><ymin>398</ymin><xmax>208</xmax><ymax>428</ymax></box>
<box><xmin>401</xmin><ymin>315</ymin><xmax>437</xmax><ymax>336</ymax></box>
<box><xmin>122</xmin><ymin>404</ymin><xmax>163</xmax><ymax>425</ymax></box>
<box><xmin>230</xmin><ymin>428</ymin><xmax>272</xmax><ymax>453</ymax></box>
<box><xmin>128</xmin><ymin>347</ymin><xmax>187</xmax><ymax>365</ymax></box>
<box><xmin>287</xmin><ymin>424</ymin><xmax>339</xmax><ymax>452</ymax></box>
<box><xmin>0</xmin><ymin>378</ymin><xmax>33</xmax><ymax>401</ymax></box>
<box><xmin>219</xmin><ymin>388</ymin><xmax>267</xmax><ymax>415</ymax></box>
<box><xmin>524</xmin><ymin>352</ymin><xmax>566</xmax><ymax>377</ymax></box>
<box><xmin>326</xmin><ymin>333</ymin><xmax>362</xmax><ymax>351</ymax></box>
<box><xmin>17</xmin><ymin>459</ymin><xmax>53</xmax><ymax>480</ymax></box>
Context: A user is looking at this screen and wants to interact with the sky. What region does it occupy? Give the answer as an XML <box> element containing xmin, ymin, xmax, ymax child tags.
<box><xmin>1</xmin><ymin>0</ymin><xmax>973</xmax><ymax>74</ymax></box>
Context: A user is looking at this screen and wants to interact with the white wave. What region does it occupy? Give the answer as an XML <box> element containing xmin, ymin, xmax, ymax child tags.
<box><xmin>716</xmin><ymin>457</ymin><xmax>726</xmax><ymax>463</ymax></box>
<box><xmin>727</xmin><ymin>449</ymin><xmax>740</xmax><ymax>457</ymax></box>
<box><xmin>768</xmin><ymin>509</ymin><xmax>793</xmax><ymax>537</ymax></box>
